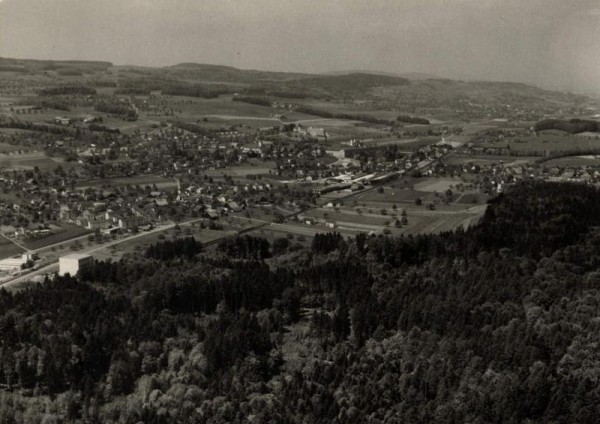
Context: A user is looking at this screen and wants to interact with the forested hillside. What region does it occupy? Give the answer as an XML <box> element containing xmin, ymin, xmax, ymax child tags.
<box><xmin>1</xmin><ymin>181</ymin><xmax>600</xmax><ymax>423</ymax></box>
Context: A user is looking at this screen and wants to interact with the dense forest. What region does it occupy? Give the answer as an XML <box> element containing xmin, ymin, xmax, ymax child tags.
<box><xmin>2</xmin><ymin>181</ymin><xmax>600</xmax><ymax>422</ymax></box>
<box><xmin>534</xmin><ymin>118</ymin><xmax>599</xmax><ymax>134</ymax></box>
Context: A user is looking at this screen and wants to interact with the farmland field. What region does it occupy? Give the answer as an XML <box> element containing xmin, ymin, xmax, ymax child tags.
<box><xmin>355</xmin><ymin>188</ymin><xmax>433</xmax><ymax>204</ymax></box>
<box><xmin>0</xmin><ymin>236</ymin><xmax>25</xmax><ymax>260</ymax></box>
<box><xmin>486</xmin><ymin>134</ymin><xmax>600</xmax><ymax>153</ymax></box>
<box><xmin>23</xmin><ymin>224</ymin><xmax>91</xmax><ymax>250</ymax></box>
<box><xmin>0</xmin><ymin>139</ymin><xmax>38</xmax><ymax>153</ymax></box>
<box><xmin>413</xmin><ymin>178</ymin><xmax>459</xmax><ymax>193</ymax></box>
<box><xmin>543</xmin><ymin>155</ymin><xmax>600</xmax><ymax>167</ymax></box>
<box><xmin>159</xmin><ymin>95</ymin><xmax>317</xmax><ymax>121</ymax></box>
<box><xmin>445</xmin><ymin>154</ymin><xmax>538</xmax><ymax>166</ymax></box>
<box><xmin>293</xmin><ymin>100</ymin><xmax>412</xmax><ymax>121</ymax></box>
<box><xmin>75</xmin><ymin>174</ymin><xmax>176</xmax><ymax>189</ymax></box>
<box><xmin>400</xmin><ymin>211</ymin><xmax>482</xmax><ymax>235</ymax></box>
<box><xmin>203</xmin><ymin>164</ymin><xmax>276</xmax><ymax>177</ymax></box>
<box><xmin>0</xmin><ymin>151</ymin><xmax>81</xmax><ymax>171</ymax></box>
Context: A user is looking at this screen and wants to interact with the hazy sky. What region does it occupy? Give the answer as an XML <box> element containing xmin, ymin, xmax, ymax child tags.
<box><xmin>1</xmin><ymin>0</ymin><xmax>599</xmax><ymax>92</ymax></box>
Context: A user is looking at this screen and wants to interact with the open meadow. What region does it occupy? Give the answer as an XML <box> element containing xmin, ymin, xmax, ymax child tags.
<box><xmin>0</xmin><ymin>151</ymin><xmax>81</xmax><ymax>171</ymax></box>
<box><xmin>486</xmin><ymin>133</ymin><xmax>600</xmax><ymax>154</ymax></box>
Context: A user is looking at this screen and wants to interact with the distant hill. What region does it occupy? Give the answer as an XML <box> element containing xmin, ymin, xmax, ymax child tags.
<box><xmin>0</xmin><ymin>57</ymin><xmax>113</xmax><ymax>74</ymax></box>
<box><xmin>293</xmin><ymin>73</ymin><xmax>409</xmax><ymax>91</ymax></box>
<box><xmin>2</xmin><ymin>56</ymin><xmax>591</xmax><ymax>116</ymax></box>
<box><xmin>326</xmin><ymin>70</ymin><xmax>439</xmax><ymax>80</ymax></box>
<box><xmin>164</xmin><ymin>62</ymin><xmax>311</xmax><ymax>83</ymax></box>
<box><xmin>399</xmin><ymin>72</ymin><xmax>439</xmax><ymax>80</ymax></box>
<box><xmin>371</xmin><ymin>77</ymin><xmax>589</xmax><ymax>107</ymax></box>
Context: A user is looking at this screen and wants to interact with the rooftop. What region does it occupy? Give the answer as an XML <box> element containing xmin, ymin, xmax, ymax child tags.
<box><xmin>60</xmin><ymin>253</ymin><xmax>92</xmax><ymax>260</ymax></box>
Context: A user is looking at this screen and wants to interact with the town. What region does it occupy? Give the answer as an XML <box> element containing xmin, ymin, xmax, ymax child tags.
<box><xmin>0</xmin><ymin>58</ymin><xmax>599</xmax><ymax>286</ymax></box>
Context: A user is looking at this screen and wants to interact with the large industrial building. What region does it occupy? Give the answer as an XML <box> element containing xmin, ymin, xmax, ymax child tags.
<box><xmin>59</xmin><ymin>254</ymin><xmax>93</xmax><ymax>277</ymax></box>
<box><xmin>0</xmin><ymin>253</ymin><xmax>37</xmax><ymax>274</ymax></box>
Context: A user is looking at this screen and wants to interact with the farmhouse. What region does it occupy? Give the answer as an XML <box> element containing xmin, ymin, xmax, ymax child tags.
<box><xmin>307</xmin><ymin>127</ymin><xmax>327</xmax><ymax>138</ymax></box>
<box><xmin>54</xmin><ymin>117</ymin><xmax>71</xmax><ymax>125</ymax></box>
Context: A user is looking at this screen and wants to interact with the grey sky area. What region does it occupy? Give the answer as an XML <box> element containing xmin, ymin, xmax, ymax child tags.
<box><xmin>0</xmin><ymin>0</ymin><xmax>598</xmax><ymax>92</ymax></box>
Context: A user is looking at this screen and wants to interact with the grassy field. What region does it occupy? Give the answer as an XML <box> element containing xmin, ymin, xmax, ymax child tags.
<box><xmin>0</xmin><ymin>151</ymin><xmax>82</xmax><ymax>171</ymax></box>
<box><xmin>413</xmin><ymin>178</ymin><xmax>459</xmax><ymax>192</ymax></box>
<box><xmin>543</xmin><ymin>155</ymin><xmax>600</xmax><ymax>167</ymax></box>
<box><xmin>400</xmin><ymin>211</ymin><xmax>482</xmax><ymax>235</ymax></box>
<box><xmin>0</xmin><ymin>140</ymin><xmax>37</xmax><ymax>153</ymax></box>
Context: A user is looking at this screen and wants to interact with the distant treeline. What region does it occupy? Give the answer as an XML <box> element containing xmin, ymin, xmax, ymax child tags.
<box><xmin>168</xmin><ymin>120</ymin><xmax>216</xmax><ymax>137</ymax></box>
<box><xmin>38</xmin><ymin>86</ymin><xmax>97</xmax><ymax>96</ymax></box>
<box><xmin>88</xmin><ymin>123</ymin><xmax>120</xmax><ymax>134</ymax></box>
<box><xmin>396</xmin><ymin>115</ymin><xmax>430</xmax><ymax>125</ymax></box>
<box><xmin>0</xmin><ymin>119</ymin><xmax>74</xmax><ymax>135</ymax></box>
<box><xmin>295</xmin><ymin>105</ymin><xmax>392</xmax><ymax>125</ymax></box>
<box><xmin>242</xmin><ymin>87</ymin><xmax>314</xmax><ymax>99</ymax></box>
<box><xmin>534</xmin><ymin>118</ymin><xmax>599</xmax><ymax>134</ymax></box>
<box><xmin>90</xmin><ymin>79</ymin><xmax>118</xmax><ymax>88</ymax></box>
<box><xmin>536</xmin><ymin>148</ymin><xmax>600</xmax><ymax>163</ymax></box>
<box><xmin>162</xmin><ymin>83</ymin><xmax>234</xmax><ymax>98</ymax></box>
<box><xmin>34</xmin><ymin>99</ymin><xmax>71</xmax><ymax>111</ymax></box>
<box><xmin>114</xmin><ymin>87</ymin><xmax>152</xmax><ymax>95</ymax></box>
<box><xmin>94</xmin><ymin>102</ymin><xmax>137</xmax><ymax>120</ymax></box>
<box><xmin>0</xmin><ymin>65</ymin><xmax>28</xmax><ymax>73</ymax></box>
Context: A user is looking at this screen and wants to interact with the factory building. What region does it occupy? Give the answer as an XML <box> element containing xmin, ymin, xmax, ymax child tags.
<box><xmin>59</xmin><ymin>254</ymin><xmax>93</xmax><ymax>277</ymax></box>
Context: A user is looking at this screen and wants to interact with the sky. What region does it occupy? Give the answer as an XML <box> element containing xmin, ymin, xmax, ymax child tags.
<box><xmin>0</xmin><ymin>0</ymin><xmax>599</xmax><ymax>93</ymax></box>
